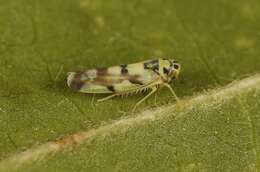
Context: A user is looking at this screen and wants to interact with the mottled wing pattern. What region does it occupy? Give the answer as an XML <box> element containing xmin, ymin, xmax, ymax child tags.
<box><xmin>67</xmin><ymin>59</ymin><xmax>161</xmax><ymax>94</ymax></box>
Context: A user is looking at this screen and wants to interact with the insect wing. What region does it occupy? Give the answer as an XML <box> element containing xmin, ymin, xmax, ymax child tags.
<box><xmin>67</xmin><ymin>60</ymin><xmax>160</xmax><ymax>94</ymax></box>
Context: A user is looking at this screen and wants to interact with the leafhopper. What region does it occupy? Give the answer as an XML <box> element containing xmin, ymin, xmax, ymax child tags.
<box><xmin>67</xmin><ymin>58</ymin><xmax>181</xmax><ymax>111</ymax></box>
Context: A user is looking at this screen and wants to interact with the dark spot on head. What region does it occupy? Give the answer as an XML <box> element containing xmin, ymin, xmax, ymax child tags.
<box><xmin>120</xmin><ymin>64</ymin><xmax>128</xmax><ymax>74</ymax></box>
<box><xmin>107</xmin><ymin>85</ymin><xmax>115</xmax><ymax>92</ymax></box>
<box><xmin>68</xmin><ymin>72</ymin><xmax>85</xmax><ymax>91</ymax></box>
<box><xmin>163</xmin><ymin>67</ymin><xmax>170</xmax><ymax>75</ymax></box>
<box><xmin>174</xmin><ymin>64</ymin><xmax>179</xmax><ymax>70</ymax></box>
<box><xmin>97</xmin><ymin>67</ymin><xmax>108</xmax><ymax>76</ymax></box>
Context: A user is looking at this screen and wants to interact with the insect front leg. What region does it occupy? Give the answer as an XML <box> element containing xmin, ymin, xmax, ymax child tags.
<box><xmin>132</xmin><ymin>87</ymin><xmax>157</xmax><ymax>112</ymax></box>
<box><xmin>97</xmin><ymin>94</ymin><xmax>118</xmax><ymax>102</ymax></box>
<box><xmin>163</xmin><ymin>83</ymin><xmax>179</xmax><ymax>101</ymax></box>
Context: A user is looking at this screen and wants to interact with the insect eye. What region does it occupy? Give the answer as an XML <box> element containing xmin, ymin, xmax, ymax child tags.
<box><xmin>173</xmin><ymin>64</ymin><xmax>180</xmax><ymax>70</ymax></box>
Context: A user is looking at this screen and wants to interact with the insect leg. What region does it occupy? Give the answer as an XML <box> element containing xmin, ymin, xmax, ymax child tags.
<box><xmin>97</xmin><ymin>94</ymin><xmax>117</xmax><ymax>102</ymax></box>
<box><xmin>163</xmin><ymin>83</ymin><xmax>179</xmax><ymax>101</ymax></box>
<box><xmin>132</xmin><ymin>87</ymin><xmax>157</xmax><ymax>111</ymax></box>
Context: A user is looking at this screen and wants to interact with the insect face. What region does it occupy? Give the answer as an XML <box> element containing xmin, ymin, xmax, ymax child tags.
<box><xmin>161</xmin><ymin>59</ymin><xmax>181</xmax><ymax>82</ymax></box>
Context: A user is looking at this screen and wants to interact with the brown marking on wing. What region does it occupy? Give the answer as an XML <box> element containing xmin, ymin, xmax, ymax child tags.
<box><xmin>68</xmin><ymin>72</ymin><xmax>86</xmax><ymax>91</ymax></box>
<box><xmin>93</xmin><ymin>77</ymin><xmax>124</xmax><ymax>85</ymax></box>
<box><xmin>120</xmin><ymin>64</ymin><xmax>128</xmax><ymax>75</ymax></box>
<box><xmin>97</xmin><ymin>67</ymin><xmax>108</xmax><ymax>76</ymax></box>
<box><xmin>107</xmin><ymin>85</ymin><xmax>116</xmax><ymax>92</ymax></box>
<box><xmin>128</xmin><ymin>76</ymin><xmax>144</xmax><ymax>85</ymax></box>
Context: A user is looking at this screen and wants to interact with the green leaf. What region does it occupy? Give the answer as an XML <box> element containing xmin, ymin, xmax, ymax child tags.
<box><xmin>0</xmin><ymin>0</ymin><xmax>260</xmax><ymax>171</ymax></box>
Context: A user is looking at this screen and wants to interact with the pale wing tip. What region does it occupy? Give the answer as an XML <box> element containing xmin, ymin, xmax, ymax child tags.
<box><xmin>67</xmin><ymin>72</ymin><xmax>85</xmax><ymax>91</ymax></box>
<box><xmin>67</xmin><ymin>72</ymin><xmax>76</xmax><ymax>87</ymax></box>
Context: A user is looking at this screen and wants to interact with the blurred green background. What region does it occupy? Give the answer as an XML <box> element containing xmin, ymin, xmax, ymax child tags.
<box><xmin>0</xmin><ymin>0</ymin><xmax>260</xmax><ymax>171</ymax></box>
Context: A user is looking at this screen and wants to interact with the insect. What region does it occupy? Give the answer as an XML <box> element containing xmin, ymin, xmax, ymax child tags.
<box><xmin>67</xmin><ymin>58</ymin><xmax>181</xmax><ymax>111</ymax></box>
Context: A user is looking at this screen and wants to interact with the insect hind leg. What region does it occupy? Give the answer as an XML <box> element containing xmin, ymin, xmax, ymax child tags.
<box><xmin>97</xmin><ymin>94</ymin><xmax>117</xmax><ymax>102</ymax></box>
<box><xmin>132</xmin><ymin>87</ymin><xmax>157</xmax><ymax>112</ymax></box>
